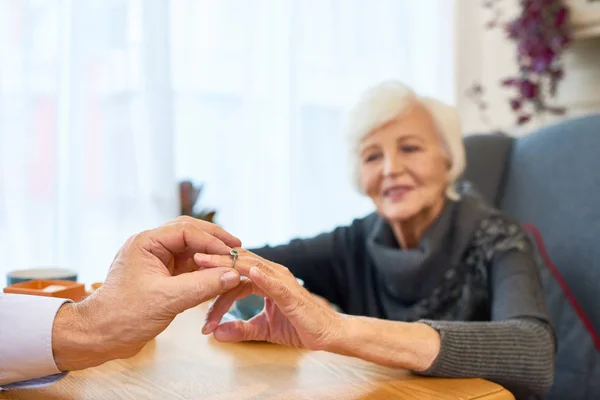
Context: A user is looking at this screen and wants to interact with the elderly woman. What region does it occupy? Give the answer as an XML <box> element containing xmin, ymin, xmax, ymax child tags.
<box><xmin>195</xmin><ymin>81</ymin><xmax>555</xmax><ymax>398</ymax></box>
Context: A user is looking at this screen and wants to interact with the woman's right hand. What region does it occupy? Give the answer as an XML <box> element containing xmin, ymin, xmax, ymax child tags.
<box><xmin>195</xmin><ymin>249</ymin><xmax>345</xmax><ymax>351</ymax></box>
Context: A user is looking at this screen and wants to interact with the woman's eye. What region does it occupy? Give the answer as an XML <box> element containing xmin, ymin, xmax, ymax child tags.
<box><xmin>401</xmin><ymin>145</ymin><xmax>420</xmax><ymax>153</ymax></box>
<box><xmin>365</xmin><ymin>153</ymin><xmax>381</xmax><ymax>163</ymax></box>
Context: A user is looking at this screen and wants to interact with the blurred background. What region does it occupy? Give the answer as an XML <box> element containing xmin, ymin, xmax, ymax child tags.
<box><xmin>1</xmin><ymin>0</ymin><xmax>599</xmax><ymax>284</ymax></box>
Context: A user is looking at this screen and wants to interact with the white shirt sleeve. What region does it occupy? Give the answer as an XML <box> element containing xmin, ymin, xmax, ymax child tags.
<box><xmin>0</xmin><ymin>293</ymin><xmax>71</xmax><ymax>389</ymax></box>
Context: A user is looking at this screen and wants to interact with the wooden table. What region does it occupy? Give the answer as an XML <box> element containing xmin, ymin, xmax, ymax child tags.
<box><xmin>1</xmin><ymin>305</ymin><xmax>514</xmax><ymax>400</ymax></box>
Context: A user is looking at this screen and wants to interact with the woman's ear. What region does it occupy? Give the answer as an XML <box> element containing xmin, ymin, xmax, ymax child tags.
<box><xmin>441</xmin><ymin>150</ymin><xmax>452</xmax><ymax>173</ymax></box>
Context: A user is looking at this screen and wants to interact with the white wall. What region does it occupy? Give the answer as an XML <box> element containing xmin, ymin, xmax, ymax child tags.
<box><xmin>556</xmin><ymin>37</ymin><xmax>600</xmax><ymax>119</ymax></box>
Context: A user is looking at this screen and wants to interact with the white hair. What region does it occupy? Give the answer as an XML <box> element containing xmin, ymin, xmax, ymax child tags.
<box><xmin>346</xmin><ymin>80</ymin><xmax>465</xmax><ymax>200</ymax></box>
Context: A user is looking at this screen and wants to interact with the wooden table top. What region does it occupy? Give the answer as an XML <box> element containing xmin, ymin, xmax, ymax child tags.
<box><xmin>1</xmin><ymin>305</ymin><xmax>514</xmax><ymax>400</ymax></box>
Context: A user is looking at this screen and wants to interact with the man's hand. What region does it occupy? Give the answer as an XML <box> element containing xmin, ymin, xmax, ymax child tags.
<box><xmin>52</xmin><ymin>217</ymin><xmax>242</xmax><ymax>372</ymax></box>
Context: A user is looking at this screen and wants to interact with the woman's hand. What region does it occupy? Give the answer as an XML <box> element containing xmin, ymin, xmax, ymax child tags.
<box><xmin>196</xmin><ymin>248</ymin><xmax>441</xmax><ymax>372</ymax></box>
<box><xmin>195</xmin><ymin>249</ymin><xmax>344</xmax><ymax>351</ymax></box>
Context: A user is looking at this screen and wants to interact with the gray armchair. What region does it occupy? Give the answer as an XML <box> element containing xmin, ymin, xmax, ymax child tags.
<box><xmin>463</xmin><ymin>115</ymin><xmax>600</xmax><ymax>399</ymax></box>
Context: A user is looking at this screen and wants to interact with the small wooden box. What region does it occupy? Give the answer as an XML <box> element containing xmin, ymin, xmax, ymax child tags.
<box><xmin>4</xmin><ymin>279</ymin><xmax>86</xmax><ymax>302</ymax></box>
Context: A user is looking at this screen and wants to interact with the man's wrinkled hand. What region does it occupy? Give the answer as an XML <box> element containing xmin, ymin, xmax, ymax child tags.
<box><xmin>52</xmin><ymin>217</ymin><xmax>242</xmax><ymax>371</ymax></box>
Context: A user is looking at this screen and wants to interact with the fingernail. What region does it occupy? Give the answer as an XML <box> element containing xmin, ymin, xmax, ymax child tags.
<box><xmin>202</xmin><ymin>321</ymin><xmax>216</xmax><ymax>334</ymax></box>
<box><xmin>221</xmin><ymin>271</ymin><xmax>239</xmax><ymax>290</ymax></box>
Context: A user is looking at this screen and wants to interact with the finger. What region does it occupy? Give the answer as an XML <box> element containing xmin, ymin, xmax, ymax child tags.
<box><xmin>168</xmin><ymin>248</ymin><xmax>199</xmax><ymax>276</ymax></box>
<box><xmin>164</xmin><ymin>267</ymin><xmax>240</xmax><ymax>314</ymax></box>
<box><xmin>203</xmin><ymin>279</ymin><xmax>254</xmax><ymax>334</ymax></box>
<box><xmin>196</xmin><ymin>253</ymin><xmax>300</xmax><ymax>309</ymax></box>
<box><xmin>194</xmin><ymin>252</ymin><xmax>277</xmax><ymax>278</ymax></box>
<box><xmin>204</xmin><ymin>279</ymin><xmax>267</xmax><ymax>333</ymax></box>
<box><xmin>193</xmin><ymin>253</ymin><xmax>235</xmax><ymax>269</ymax></box>
<box><xmin>213</xmin><ymin>318</ymin><xmax>266</xmax><ymax>343</ymax></box>
<box><xmin>166</xmin><ymin>216</ymin><xmax>242</xmax><ymax>248</ymax></box>
<box><xmin>143</xmin><ymin>222</ymin><xmax>232</xmax><ymax>267</ymax></box>
<box><xmin>248</xmin><ymin>266</ymin><xmax>305</xmax><ymax>315</ymax></box>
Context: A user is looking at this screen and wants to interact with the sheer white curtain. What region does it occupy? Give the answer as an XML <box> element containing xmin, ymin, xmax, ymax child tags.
<box><xmin>0</xmin><ymin>0</ymin><xmax>177</xmax><ymax>284</ymax></box>
<box><xmin>173</xmin><ymin>0</ymin><xmax>455</xmax><ymax>248</ymax></box>
<box><xmin>0</xmin><ymin>0</ymin><xmax>454</xmax><ymax>284</ymax></box>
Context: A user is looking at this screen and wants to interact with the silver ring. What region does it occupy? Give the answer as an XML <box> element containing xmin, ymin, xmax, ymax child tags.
<box><xmin>230</xmin><ymin>249</ymin><xmax>239</xmax><ymax>268</ymax></box>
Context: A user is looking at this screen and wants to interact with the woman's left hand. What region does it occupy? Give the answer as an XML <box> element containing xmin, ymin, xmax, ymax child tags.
<box><xmin>194</xmin><ymin>249</ymin><xmax>344</xmax><ymax>351</ymax></box>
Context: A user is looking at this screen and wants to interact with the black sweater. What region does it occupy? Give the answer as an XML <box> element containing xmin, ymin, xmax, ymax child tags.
<box><xmin>254</xmin><ymin>192</ymin><xmax>555</xmax><ymax>398</ymax></box>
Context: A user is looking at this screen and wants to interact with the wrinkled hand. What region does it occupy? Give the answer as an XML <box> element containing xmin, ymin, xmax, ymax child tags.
<box><xmin>195</xmin><ymin>249</ymin><xmax>343</xmax><ymax>351</ymax></box>
<box><xmin>53</xmin><ymin>217</ymin><xmax>242</xmax><ymax>371</ymax></box>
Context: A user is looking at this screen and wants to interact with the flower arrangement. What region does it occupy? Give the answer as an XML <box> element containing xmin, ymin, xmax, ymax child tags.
<box><xmin>468</xmin><ymin>0</ymin><xmax>572</xmax><ymax>125</ymax></box>
<box><xmin>179</xmin><ymin>180</ymin><xmax>216</xmax><ymax>222</ymax></box>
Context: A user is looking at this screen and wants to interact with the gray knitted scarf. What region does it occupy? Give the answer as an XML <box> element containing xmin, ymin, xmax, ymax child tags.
<box><xmin>366</xmin><ymin>184</ymin><xmax>530</xmax><ymax>322</ymax></box>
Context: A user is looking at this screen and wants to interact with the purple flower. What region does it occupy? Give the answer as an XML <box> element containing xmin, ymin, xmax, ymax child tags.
<box><xmin>510</xmin><ymin>99</ymin><xmax>522</xmax><ymax>111</ymax></box>
<box><xmin>551</xmin><ymin>35</ymin><xmax>570</xmax><ymax>49</ymax></box>
<box><xmin>526</xmin><ymin>1</ymin><xmax>541</xmax><ymax>18</ymax></box>
<box><xmin>533</xmin><ymin>48</ymin><xmax>555</xmax><ymax>72</ymax></box>
<box><xmin>555</xmin><ymin>7</ymin><xmax>568</xmax><ymax>27</ymax></box>
<box><xmin>550</xmin><ymin>68</ymin><xmax>564</xmax><ymax>80</ymax></box>
<box><xmin>520</xmin><ymin>80</ymin><xmax>538</xmax><ymax>99</ymax></box>
<box><xmin>505</xmin><ymin>20</ymin><xmax>521</xmax><ymax>39</ymax></box>
<box><xmin>518</xmin><ymin>114</ymin><xmax>532</xmax><ymax>125</ymax></box>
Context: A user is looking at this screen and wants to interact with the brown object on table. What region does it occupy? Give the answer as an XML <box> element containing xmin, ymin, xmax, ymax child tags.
<box><xmin>0</xmin><ymin>305</ymin><xmax>514</xmax><ymax>400</ymax></box>
<box><xmin>89</xmin><ymin>282</ymin><xmax>102</xmax><ymax>293</ymax></box>
<box><xmin>3</xmin><ymin>279</ymin><xmax>86</xmax><ymax>302</ymax></box>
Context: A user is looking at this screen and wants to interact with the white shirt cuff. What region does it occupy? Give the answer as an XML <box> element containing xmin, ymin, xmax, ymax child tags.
<box><xmin>0</xmin><ymin>294</ymin><xmax>71</xmax><ymax>386</ymax></box>
<box><xmin>0</xmin><ymin>372</ymin><xmax>68</xmax><ymax>391</ymax></box>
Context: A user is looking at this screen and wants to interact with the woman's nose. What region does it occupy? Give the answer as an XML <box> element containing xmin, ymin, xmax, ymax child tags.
<box><xmin>383</xmin><ymin>154</ymin><xmax>404</xmax><ymax>176</ymax></box>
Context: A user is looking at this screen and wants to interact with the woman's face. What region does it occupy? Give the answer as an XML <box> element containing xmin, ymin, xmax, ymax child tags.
<box><xmin>358</xmin><ymin>103</ymin><xmax>450</xmax><ymax>223</ymax></box>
